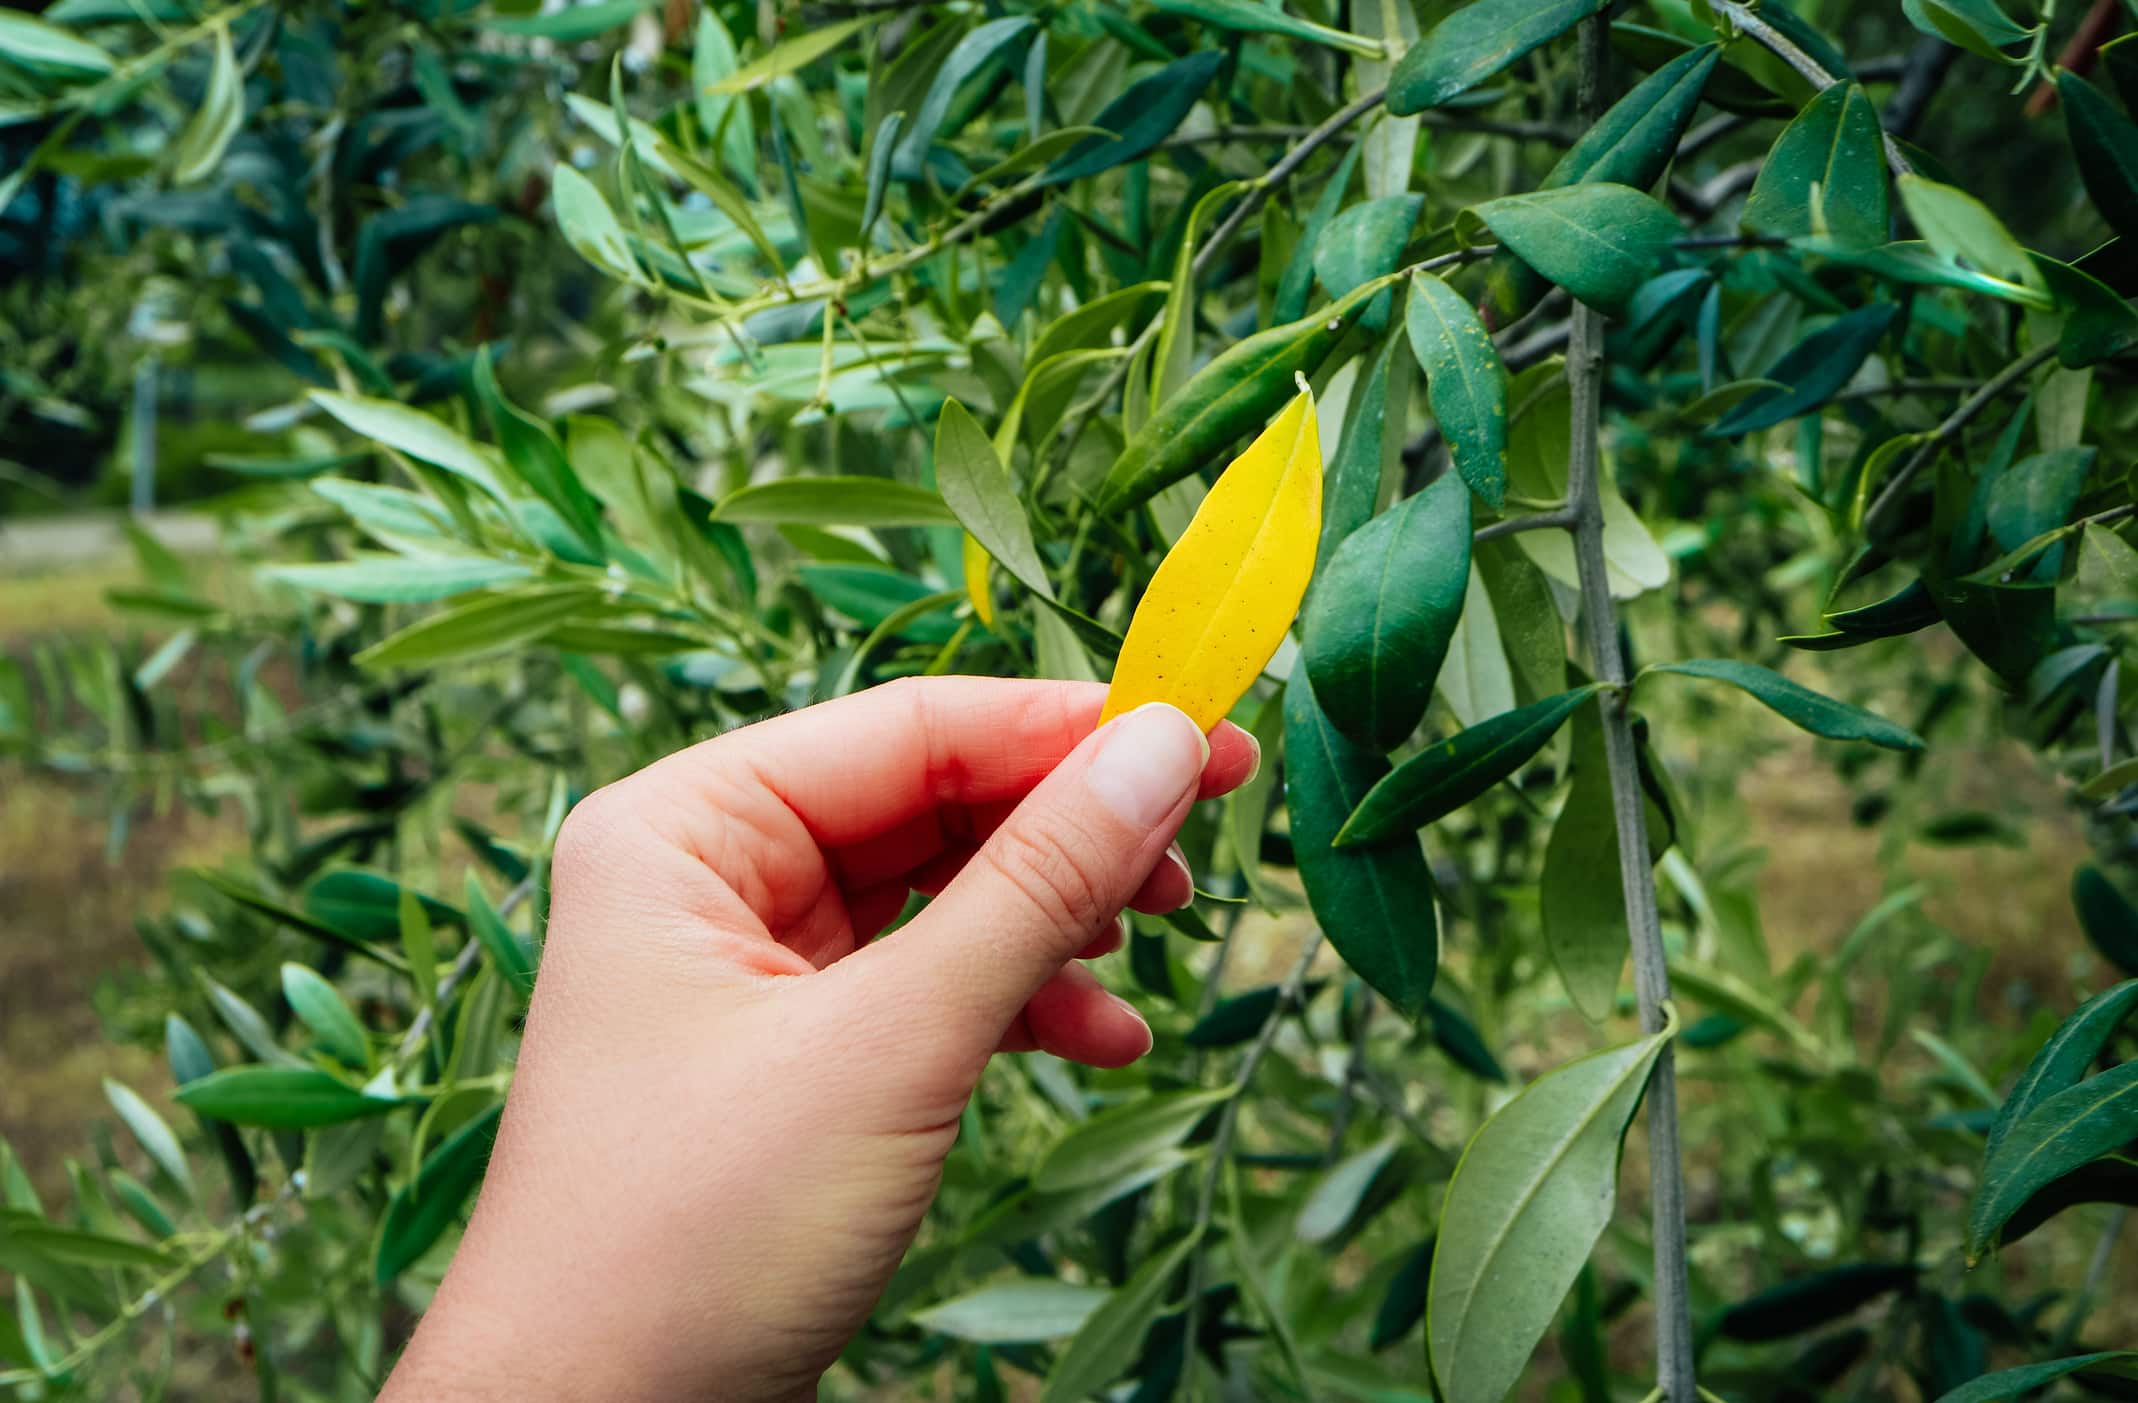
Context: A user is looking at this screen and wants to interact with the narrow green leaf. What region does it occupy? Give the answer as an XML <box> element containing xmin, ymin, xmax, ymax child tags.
<box><xmin>465</xmin><ymin>872</ymin><xmax>536</xmax><ymax>1001</ymax></box>
<box><xmin>550</xmin><ymin>164</ymin><xmax>646</xmax><ymax>285</ymax></box>
<box><xmin>692</xmin><ymin>9</ymin><xmax>756</xmax><ymax>181</ymax></box>
<box><xmin>266</xmin><ymin>558</ymin><xmax>535</xmax><ymax>604</ymax></box>
<box><xmin>1286</xmin><ymin>680</ymin><xmax>1440</xmax><ymax>1020</ymax></box>
<box><xmin>1370</xmin><ymin>1238</ymin><xmax>1435</xmax><ymax>1348</ymax></box>
<box><xmin>1033</xmin><ymin>1087</ymin><xmax>1231</xmax><ymax>1192</ymax></box>
<box><xmin>1342</xmin><ymin>688</ymin><xmax>1601</xmax><ymax>845</ymax></box>
<box><xmin>1706</xmin><ymin>304</ymin><xmax>1898</xmax><ymax>436</ymax></box>
<box><xmin>1644</xmin><ymin>659</ymin><xmax>1924</xmax><ymax>751</ymax></box>
<box><xmin>1297</xmin><ymin>1135</ymin><xmax>1401</xmax><ymax>1243</ymax></box>
<box><xmin>1743</xmin><ymin>83</ymin><xmax>1889</xmax><ymax>249</ymax></box>
<box><xmin>175</xmin><ymin>1066</ymin><xmax>398</xmax><ymax>1130</ymax></box>
<box><xmin>912</xmin><ymin>1279</ymin><xmax>1110</xmax><ymax>1343</ymax></box>
<box><xmin>1043</xmin><ymin>51</ymin><xmax>1224</xmax><ymax>185</ymax></box>
<box><xmin>1546</xmin><ymin>43</ymin><xmax>1720</xmax><ymax>189</ymax></box>
<box><xmin>1968</xmin><ymin>1059</ymin><xmax>2138</xmax><ymax>1260</ymax></box>
<box><xmin>102</xmin><ymin>1081</ymin><xmax>193</xmax><ymax>1200</ymax></box>
<box><xmin>310</xmin><ymin>391</ymin><xmax>506</xmax><ymax>501</ymax></box>
<box><xmin>1314</xmin><ymin>194</ymin><xmax>1422</xmax><ymax>331</ymax></box>
<box><xmin>2073</xmin><ymin>869</ymin><xmax>2138</xmax><ymax>977</ymax></box>
<box><xmin>1405</xmin><ymin>271</ymin><xmax>1509</xmax><ymax>506</ymax></box>
<box><xmin>486</xmin><ymin>0</ymin><xmax>652</xmax><ymax>40</ymax></box>
<box><xmin>0</xmin><ymin>11</ymin><xmax>114</xmax><ymax>78</ymax></box>
<box><xmin>1041</xmin><ymin>1230</ymin><xmax>1201</xmax><ymax>1403</ymax></box>
<box><xmin>1716</xmin><ymin>1263</ymin><xmax>1918</xmax><ymax>1341</ymax></box>
<box><xmin>892</xmin><ymin>17</ymin><xmax>1033</xmax><ymax>178</ymax></box>
<box><xmin>374</xmin><ymin>1103</ymin><xmax>504</xmax><ymax>1283</ymax></box>
<box><xmin>170</xmin><ymin>23</ymin><xmax>242</xmax><ymax>185</ymax></box>
<box><xmin>1317</xmin><ymin>331</ymin><xmax>1405</xmax><ymax>561</ymax></box>
<box><xmin>1387</xmin><ymin>0</ymin><xmax>1606</xmax><ymax>114</ymax></box>
<box><xmin>279</xmin><ymin>964</ymin><xmax>369</xmax><ymax>1070</ymax></box>
<box><xmin>0</xmin><ymin>1212</ymin><xmax>172</xmax><ymax>1270</ymax></box>
<box><xmin>1274</xmin><ymin>141</ymin><xmax>1362</xmax><ymax>326</ymax></box>
<box><xmin>1469</xmin><ymin>184</ymin><xmax>1680</xmax><ymax>314</ymax></box>
<box><xmin>471</xmin><ymin>348</ymin><xmax>606</xmax><ymax>560</ymax></box>
<box><xmin>1931</xmin><ymin>1354</ymin><xmax>2138</xmax><ymax>1403</ymax></box>
<box><xmin>1898</xmin><ymin>173</ymin><xmax>2041</xmax><ymax>292</ymax></box>
<box><xmin>704</xmin><ymin>15</ymin><xmax>871</xmax><ymax>94</ymax></box>
<box><xmin>2059</xmin><ymin>70</ymin><xmax>2138</xmax><ymax>240</ymax></box>
<box><xmin>710</xmin><ymin>476</ymin><xmax>957</xmax><ymax>527</ymax></box>
<box><xmin>1427</xmin><ymin>1028</ymin><xmax>1670</xmax><ymax>1403</ymax></box>
<box><xmin>1541</xmin><ymin>713</ymin><xmax>1627</xmax><ymax>1021</ymax></box>
<box><xmin>1986</xmin><ymin>977</ymin><xmax>2138</xmax><ymax>1164</ymax></box>
<box><xmin>936</xmin><ymin>400</ymin><xmax>1052</xmax><ymax>601</ymax></box>
<box><xmin>1302</xmin><ymin>472</ymin><xmax>1472</xmax><ymax>750</ymax></box>
<box><xmin>1905</xmin><ymin>0</ymin><xmax>2032</xmax><ymax>61</ymax></box>
<box><xmin>354</xmin><ymin>586</ymin><xmax>601</xmax><ymax>671</ymax></box>
<box><xmin>1153</xmin><ymin>0</ymin><xmax>1381</xmax><ymax>55</ymax></box>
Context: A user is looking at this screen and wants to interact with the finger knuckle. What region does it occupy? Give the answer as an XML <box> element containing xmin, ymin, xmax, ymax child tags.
<box><xmin>551</xmin><ymin>780</ymin><xmax>631</xmax><ymax>881</ymax></box>
<box><xmin>983</xmin><ymin>814</ymin><xmax>1109</xmax><ymax>935</ymax></box>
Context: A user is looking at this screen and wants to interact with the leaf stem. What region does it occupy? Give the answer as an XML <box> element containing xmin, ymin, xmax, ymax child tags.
<box><xmin>1561</xmin><ymin>19</ymin><xmax>1698</xmax><ymax>1401</ymax></box>
<box><xmin>1474</xmin><ymin>507</ymin><xmax>1576</xmax><ymax>543</ymax></box>
<box><xmin>1857</xmin><ymin>342</ymin><xmax>2058</xmax><ymax>539</ymax></box>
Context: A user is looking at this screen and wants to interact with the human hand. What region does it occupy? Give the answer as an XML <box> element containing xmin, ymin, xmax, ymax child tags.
<box><xmin>379</xmin><ymin>677</ymin><xmax>1256</xmax><ymax>1402</ymax></box>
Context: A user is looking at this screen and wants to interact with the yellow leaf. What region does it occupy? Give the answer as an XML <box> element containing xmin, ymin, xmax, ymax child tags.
<box><xmin>1100</xmin><ymin>391</ymin><xmax>1322</xmax><ymax>731</ymax></box>
<box><xmin>962</xmin><ymin>532</ymin><xmax>996</xmax><ymax>629</ymax></box>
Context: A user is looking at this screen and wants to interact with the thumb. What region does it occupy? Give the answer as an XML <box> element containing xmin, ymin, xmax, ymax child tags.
<box><xmin>862</xmin><ymin>701</ymin><xmax>1208</xmax><ymax>1030</ymax></box>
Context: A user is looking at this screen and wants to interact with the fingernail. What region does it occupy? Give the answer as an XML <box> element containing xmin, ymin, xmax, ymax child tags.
<box><xmin>1107</xmin><ymin>992</ymin><xmax>1154</xmax><ymax>1057</ymax></box>
<box><xmin>1242</xmin><ymin>730</ymin><xmax>1263</xmax><ymax>783</ymax></box>
<box><xmin>1088</xmin><ymin>703</ymin><xmax>1208</xmax><ymax>828</ymax></box>
<box><xmin>1162</xmin><ymin>844</ymin><xmax>1193</xmax><ymax>910</ymax></box>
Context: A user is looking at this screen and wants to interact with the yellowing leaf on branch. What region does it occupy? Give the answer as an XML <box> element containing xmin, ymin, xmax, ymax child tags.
<box><xmin>1100</xmin><ymin>390</ymin><xmax>1322</xmax><ymax>731</ymax></box>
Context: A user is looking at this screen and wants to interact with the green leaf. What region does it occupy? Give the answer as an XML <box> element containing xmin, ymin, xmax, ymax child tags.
<box><xmin>265</xmin><ymin>558</ymin><xmax>536</xmax><ymax>604</ymax></box>
<box><xmin>1546</xmin><ymin>43</ymin><xmax>1720</xmax><ymax>189</ymax></box>
<box><xmin>1152</xmin><ymin>0</ymin><xmax>1381</xmax><ymax>55</ymax></box>
<box><xmin>912</xmin><ymin>1279</ymin><xmax>1111</xmax><ymax>1343</ymax></box>
<box><xmin>1905</xmin><ymin>0</ymin><xmax>2032</xmax><ymax>61</ymax></box>
<box><xmin>1427</xmin><ymin>1028</ymin><xmax>1670</xmax><ymax>1403</ymax></box>
<box><xmin>693</xmin><ymin>10</ymin><xmax>756</xmax><ymax>182</ymax></box>
<box><xmin>170</xmin><ymin>22</ymin><xmax>242</xmax><ymax>185</ymax></box>
<box><xmin>0</xmin><ymin>11</ymin><xmax>114</xmax><ymax>79</ymax></box>
<box><xmin>0</xmin><ymin>1212</ymin><xmax>172</xmax><ymax>1270</ymax></box>
<box><xmin>2075</xmin><ymin>869</ymin><xmax>2138</xmax><ymax>976</ymax></box>
<box><xmin>354</xmin><ymin>585</ymin><xmax>602</xmax><ymax>671</ymax></box>
<box><xmin>1297</xmin><ymin>1135</ymin><xmax>1401</xmax><ymax>1243</ymax></box>
<box><xmin>374</xmin><ymin>1103</ymin><xmax>504</xmax><ymax>1283</ymax></box>
<box><xmin>802</xmin><ymin>565</ymin><xmax>960</xmax><ymax>644</ymax></box>
<box><xmin>1541</xmin><ymin>712</ymin><xmax>1627</xmax><ymax>1021</ymax></box>
<box><xmin>1318</xmin><ymin>331</ymin><xmax>1406</xmax><ymax>560</ymax></box>
<box><xmin>1469</xmin><ymin>184</ymin><xmax>1680</xmax><ymax>314</ymax></box>
<box><xmin>102</xmin><ymin>1080</ymin><xmax>193</xmax><ymax>1200</ymax></box>
<box><xmin>175</xmin><ymin>1066</ymin><xmax>398</xmax><ymax>1130</ymax></box>
<box><xmin>1040</xmin><ymin>1230</ymin><xmax>1201</xmax><ymax>1403</ymax></box>
<box><xmin>1302</xmin><ymin>472</ymin><xmax>1472</xmax><ymax>750</ymax></box>
<box><xmin>1370</xmin><ymin>1237</ymin><xmax>1435</xmax><ymax>1348</ymax></box>
<box><xmin>1184</xmin><ymin>983</ymin><xmax>1285</xmax><ymax>1048</ymax></box>
<box><xmin>1405</xmin><ymin>272</ymin><xmax>1508</xmax><ymax>507</ymax></box>
<box><xmin>962</xmin><ymin>1153</ymin><xmax>1192</xmax><ymax>1251</ymax></box>
<box><xmin>2058</xmin><ymin>70</ymin><xmax>2138</xmax><ymax>241</ymax></box>
<box><xmin>1043</xmin><ymin>51</ymin><xmax>1225</xmax><ymax>185</ymax></box>
<box><xmin>860</xmin><ymin>112</ymin><xmax>902</xmax><ymax>239</ymax></box>
<box><xmin>310</xmin><ymin>391</ymin><xmax>505</xmax><ymax>500</ymax></box>
<box><xmin>1969</xmin><ymin>1058</ymin><xmax>2138</xmax><ymax>1260</ymax></box>
<box><xmin>936</xmin><ymin>400</ymin><xmax>1052</xmax><ymax>601</ymax></box>
<box><xmin>1706</xmin><ymin>304</ymin><xmax>1897</xmax><ymax>436</ymax></box>
<box><xmin>465</xmin><ymin>873</ymin><xmax>536</xmax><ymax>1001</ymax></box>
<box><xmin>190</xmin><ymin>869</ymin><xmax>407</xmax><ymax>969</ymax></box>
<box><xmin>1743</xmin><ymin>82</ymin><xmax>1889</xmax><ymax>250</ymax></box>
<box><xmin>471</xmin><ymin>348</ymin><xmax>606</xmax><ymax>561</ymax></box>
<box><xmin>1387</xmin><ymin>0</ymin><xmax>1605</xmax><ymax>114</ymax></box>
<box><xmin>486</xmin><ymin>0</ymin><xmax>651</xmax><ymax>39</ymax></box>
<box><xmin>1987</xmin><ymin>977</ymin><xmax>2138</xmax><ymax>1168</ymax></box>
<box><xmin>1099</xmin><ymin>276</ymin><xmax>1391</xmax><ymax>514</ymax></box>
<box><xmin>704</xmin><ymin>15</ymin><xmax>871</xmax><ymax>94</ymax></box>
<box><xmin>1275</xmin><ymin>141</ymin><xmax>1362</xmax><ymax>325</ymax></box>
<box><xmin>710</xmin><ymin>476</ymin><xmax>957</xmax><ymax>527</ymax></box>
<box><xmin>1898</xmin><ymin>173</ymin><xmax>2041</xmax><ymax>292</ymax></box>
<box><xmin>1314</xmin><ymin>195</ymin><xmax>1422</xmax><ymax>331</ymax></box>
<box><xmin>1643</xmin><ymin>659</ymin><xmax>1924</xmax><ymax>750</ymax></box>
<box><xmin>1285</xmin><ymin>680</ymin><xmax>1440</xmax><ymax>1020</ymax></box>
<box><xmin>1717</xmin><ymin>1263</ymin><xmax>1918</xmax><ymax>1341</ymax></box>
<box><xmin>892</xmin><ymin>17</ymin><xmax>1033</xmax><ymax>178</ymax></box>
<box><xmin>1930</xmin><ymin>1354</ymin><xmax>2138</xmax><ymax>1403</ymax></box>
<box><xmin>550</xmin><ymin>164</ymin><xmax>646</xmax><ymax>285</ymax></box>
<box><xmin>1033</xmin><ymin>1087</ymin><xmax>1232</xmax><ymax>1192</ymax></box>
<box><xmin>280</xmin><ymin>964</ymin><xmax>369</xmax><ymax>1069</ymax></box>
<box><xmin>2033</xmin><ymin>253</ymin><xmax>2138</xmax><ymax>368</ymax></box>
<box><xmin>1340</xmin><ymin>688</ymin><xmax>1602</xmax><ymax>846</ymax></box>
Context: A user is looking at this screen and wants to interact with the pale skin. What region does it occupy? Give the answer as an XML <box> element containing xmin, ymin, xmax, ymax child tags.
<box><xmin>378</xmin><ymin>678</ymin><xmax>1254</xmax><ymax>1401</ymax></box>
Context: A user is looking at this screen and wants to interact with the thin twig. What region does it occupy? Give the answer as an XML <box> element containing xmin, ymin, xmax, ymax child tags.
<box><xmin>1474</xmin><ymin>508</ymin><xmax>1576</xmax><ymax>543</ymax></box>
<box><xmin>1858</xmin><ymin>343</ymin><xmax>2058</xmax><ymax>538</ymax></box>
<box><xmin>1709</xmin><ymin>0</ymin><xmax>1913</xmax><ymax>176</ymax></box>
<box><xmin>2048</xmin><ymin>1205</ymin><xmax>2132</xmax><ymax>1354</ymax></box>
<box><xmin>1563</xmin><ymin>19</ymin><xmax>1697</xmax><ymax>1401</ymax></box>
<box><xmin>1192</xmin><ymin>88</ymin><xmax>1388</xmax><ymax>281</ymax></box>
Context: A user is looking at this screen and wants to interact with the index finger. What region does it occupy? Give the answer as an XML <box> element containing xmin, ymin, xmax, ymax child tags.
<box><xmin>622</xmin><ymin>677</ymin><xmax>1258</xmax><ymax>851</ymax></box>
